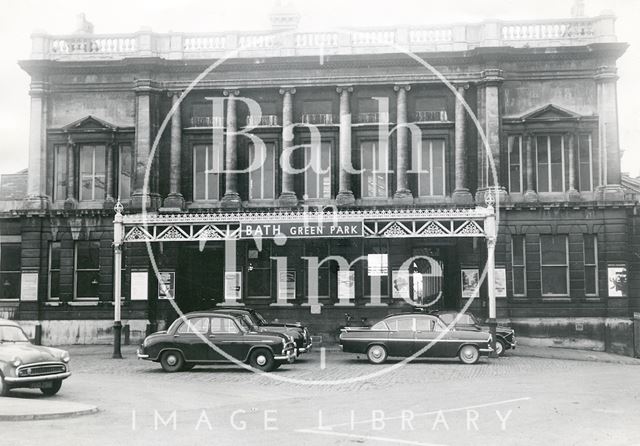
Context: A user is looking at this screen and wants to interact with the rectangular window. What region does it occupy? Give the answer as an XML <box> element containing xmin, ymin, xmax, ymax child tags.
<box><xmin>304</xmin><ymin>142</ymin><xmax>332</xmax><ymax>199</ymax></box>
<box><xmin>577</xmin><ymin>134</ymin><xmax>594</xmax><ymax>192</ymax></box>
<box><xmin>540</xmin><ymin>234</ymin><xmax>569</xmax><ymax>296</ymax></box>
<box><xmin>79</xmin><ymin>145</ymin><xmax>106</xmax><ymax>201</ymax></box>
<box><xmin>249</xmin><ymin>142</ymin><xmax>275</xmax><ymax>200</ymax></box>
<box><xmin>54</xmin><ymin>145</ymin><xmax>68</xmax><ymax>201</ymax></box>
<box><xmin>511</xmin><ymin>235</ymin><xmax>526</xmax><ymax>296</ymax></box>
<box><xmin>75</xmin><ymin>241</ymin><xmax>100</xmax><ymax>299</ymax></box>
<box><xmin>193</xmin><ymin>144</ymin><xmax>222</xmax><ymax>201</ymax></box>
<box><xmin>48</xmin><ymin>242</ymin><xmax>61</xmax><ymax>299</ymax></box>
<box><xmin>417</xmin><ymin>139</ymin><xmax>445</xmax><ymax>197</ymax></box>
<box><xmin>361</xmin><ymin>141</ymin><xmax>389</xmax><ymax>198</ymax></box>
<box><xmin>508</xmin><ymin>136</ymin><xmax>523</xmax><ymax>193</ymax></box>
<box><xmin>584</xmin><ymin>234</ymin><xmax>598</xmax><ymax>296</ymax></box>
<box><xmin>0</xmin><ymin>243</ymin><xmax>21</xmax><ymax>299</ymax></box>
<box><xmin>118</xmin><ymin>144</ymin><xmax>132</xmax><ymax>200</ymax></box>
<box><xmin>536</xmin><ymin>135</ymin><xmax>568</xmax><ymax>193</ymax></box>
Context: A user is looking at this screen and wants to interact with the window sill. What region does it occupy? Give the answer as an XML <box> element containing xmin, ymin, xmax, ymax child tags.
<box><xmin>68</xmin><ymin>300</ymin><xmax>100</xmax><ymax>306</ymax></box>
<box><xmin>541</xmin><ymin>297</ymin><xmax>571</xmax><ymax>301</ymax></box>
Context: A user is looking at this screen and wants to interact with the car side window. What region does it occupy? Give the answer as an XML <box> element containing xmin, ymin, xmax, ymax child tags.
<box><xmin>415</xmin><ymin>317</ymin><xmax>433</xmax><ymax>332</ymax></box>
<box><xmin>395</xmin><ymin>317</ymin><xmax>414</xmax><ymax>331</ymax></box>
<box><xmin>371</xmin><ymin>321</ymin><xmax>389</xmax><ymax>331</ymax></box>
<box><xmin>177</xmin><ymin>317</ymin><xmax>209</xmax><ymax>334</ymax></box>
<box><xmin>439</xmin><ymin>314</ymin><xmax>454</xmax><ymax>325</ymax></box>
<box><xmin>460</xmin><ymin>314</ymin><xmax>475</xmax><ymax>324</ymax></box>
<box><xmin>211</xmin><ymin>317</ymin><xmax>240</xmax><ymax>334</ymax></box>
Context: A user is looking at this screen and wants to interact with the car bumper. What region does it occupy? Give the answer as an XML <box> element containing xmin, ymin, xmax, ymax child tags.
<box><xmin>298</xmin><ymin>343</ymin><xmax>313</xmax><ymax>354</ymax></box>
<box><xmin>274</xmin><ymin>349</ymin><xmax>296</xmax><ymax>363</ymax></box>
<box><xmin>137</xmin><ymin>349</ymin><xmax>150</xmax><ymax>360</ymax></box>
<box><xmin>5</xmin><ymin>371</ymin><xmax>71</xmax><ymax>384</ymax></box>
<box><xmin>479</xmin><ymin>346</ymin><xmax>494</xmax><ymax>355</ymax></box>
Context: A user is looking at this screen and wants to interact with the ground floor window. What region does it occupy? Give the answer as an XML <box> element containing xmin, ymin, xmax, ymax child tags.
<box><xmin>511</xmin><ymin>235</ymin><xmax>526</xmax><ymax>296</ymax></box>
<box><xmin>48</xmin><ymin>241</ymin><xmax>61</xmax><ymax>299</ymax></box>
<box><xmin>75</xmin><ymin>241</ymin><xmax>100</xmax><ymax>299</ymax></box>
<box><xmin>540</xmin><ymin>234</ymin><xmax>569</xmax><ymax>296</ymax></box>
<box><xmin>0</xmin><ymin>243</ymin><xmax>20</xmax><ymax>299</ymax></box>
<box><xmin>583</xmin><ymin>234</ymin><xmax>598</xmax><ymax>296</ymax></box>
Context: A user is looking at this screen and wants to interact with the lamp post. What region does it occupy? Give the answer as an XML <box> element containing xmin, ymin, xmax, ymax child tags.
<box><xmin>484</xmin><ymin>191</ymin><xmax>498</xmax><ymax>358</ymax></box>
<box><xmin>112</xmin><ymin>200</ymin><xmax>124</xmax><ymax>359</ymax></box>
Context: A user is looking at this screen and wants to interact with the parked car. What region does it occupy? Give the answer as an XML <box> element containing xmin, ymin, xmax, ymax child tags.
<box><xmin>0</xmin><ymin>319</ymin><xmax>71</xmax><ymax>396</ymax></box>
<box><xmin>339</xmin><ymin>313</ymin><xmax>493</xmax><ymax>364</ymax></box>
<box><xmin>137</xmin><ymin>311</ymin><xmax>297</xmax><ymax>372</ymax></box>
<box><xmin>431</xmin><ymin>310</ymin><xmax>516</xmax><ymax>356</ymax></box>
<box><xmin>212</xmin><ymin>307</ymin><xmax>312</xmax><ymax>355</ymax></box>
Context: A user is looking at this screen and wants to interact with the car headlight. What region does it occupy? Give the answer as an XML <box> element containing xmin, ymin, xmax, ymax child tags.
<box><xmin>12</xmin><ymin>357</ymin><xmax>22</xmax><ymax>367</ymax></box>
<box><xmin>61</xmin><ymin>351</ymin><xmax>70</xmax><ymax>363</ymax></box>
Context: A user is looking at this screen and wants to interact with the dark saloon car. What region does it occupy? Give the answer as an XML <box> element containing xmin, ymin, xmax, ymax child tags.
<box><xmin>0</xmin><ymin>320</ymin><xmax>71</xmax><ymax>396</ymax></box>
<box><xmin>137</xmin><ymin>312</ymin><xmax>296</xmax><ymax>373</ymax></box>
<box><xmin>432</xmin><ymin>310</ymin><xmax>516</xmax><ymax>356</ymax></box>
<box><xmin>212</xmin><ymin>307</ymin><xmax>312</xmax><ymax>355</ymax></box>
<box><xmin>339</xmin><ymin>313</ymin><xmax>493</xmax><ymax>364</ymax></box>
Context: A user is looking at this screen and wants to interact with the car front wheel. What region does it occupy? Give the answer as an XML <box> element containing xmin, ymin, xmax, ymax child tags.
<box><xmin>160</xmin><ymin>351</ymin><xmax>185</xmax><ymax>373</ymax></box>
<box><xmin>495</xmin><ymin>339</ymin><xmax>506</xmax><ymax>356</ymax></box>
<box><xmin>458</xmin><ymin>345</ymin><xmax>480</xmax><ymax>364</ymax></box>
<box><xmin>366</xmin><ymin>344</ymin><xmax>388</xmax><ymax>364</ymax></box>
<box><xmin>249</xmin><ymin>349</ymin><xmax>275</xmax><ymax>372</ymax></box>
<box><xmin>40</xmin><ymin>380</ymin><xmax>62</xmax><ymax>396</ymax></box>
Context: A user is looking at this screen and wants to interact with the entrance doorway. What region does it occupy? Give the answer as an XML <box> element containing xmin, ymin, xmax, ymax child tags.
<box><xmin>176</xmin><ymin>245</ymin><xmax>225</xmax><ymax>312</ymax></box>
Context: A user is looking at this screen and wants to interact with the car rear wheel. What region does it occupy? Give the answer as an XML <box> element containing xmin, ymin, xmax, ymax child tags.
<box><xmin>0</xmin><ymin>376</ymin><xmax>9</xmax><ymax>397</ymax></box>
<box><xmin>366</xmin><ymin>345</ymin><xmax>388</xmax><ymax>364</ymax></box>
<box><xmin>458</xmin><ymin>345</ymin><xmax>480</xmax><ymax>364</ymax></box>
<box><xmin>40</xmin><ymin>380</ymin><xmax>62</xmax><ymax>396</ymax></box>
<box><xmin>160</xmin><ymin>351</ymin><xmax>185</xmax><ymax>373</ymax></box>
<box><xmin>495</xmin><ymin>339</ymin><xmax>506</xmax><ymax>356</ymax></box>
<box><xmin>249</xmin><ymin>349</ymin><xmax>275</xmax><ymax>372</ymax></box>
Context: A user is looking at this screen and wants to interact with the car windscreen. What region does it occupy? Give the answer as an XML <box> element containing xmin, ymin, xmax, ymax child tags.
<box><xmin>238</xmin><ymin>316</ymin><xmax>255</xmax><ymax>332</ymax></box>
<box><xmin>0</xmin><ymin>326</ymin><xmax>30</xmax><ymax>342</ymax></box>
<box><xmin>253</xmin><ymin>312</ymin><xmax>268</xmax><ymax>325</ymax></box>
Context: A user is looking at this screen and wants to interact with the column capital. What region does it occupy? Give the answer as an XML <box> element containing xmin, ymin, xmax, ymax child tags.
<box><xmin>279</xmin><ymin>87</ymin><xmax>296</xmax><ymax>95</ymax></box>
<box><xmin>336</xmin><ymin>85</ymin><xmax>353</xmax><ymax>94</ymax></box>
<box><xmin>29</xmin><ymin>81</ymin><xmax>49</xmax><ymax>98</ymax></box>
<box><xmin>393</xmin><ymin>84</ymin><xmax>411</xmax><ymax>92</ymax></box>
<box><xmin>167</xmin><ymin>89</ymin><xmax>183</xmax><ymax>99</ymax></box>
<box><xmin>455</xmin><ymin>82</ymin><xmax>470</xmax><ymax>91</ymax></box>
<box><xmin>595</xmin><ymin>66</ymin><xmax>618</xmax><ymax>82</ymax></box>
<box><xmin>223</xmin><ymin>89</ymin><xmax>240</xmax><ymax>97</ymax></box>
<box><xmin>479</xmin><ymin>68</ymin><xmax>504</xmax><ymax>85</ymax></box>
<box><xmin>133</xmin><ymin>79</ymin><xmax>162</xmax><ymax>94</ymax></box>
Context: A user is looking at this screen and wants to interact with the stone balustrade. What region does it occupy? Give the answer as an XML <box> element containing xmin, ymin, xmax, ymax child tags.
<box><xmin>29</xmin><ymin>14</ymin><xmax>617</xmax><ymax>61</ymax></box>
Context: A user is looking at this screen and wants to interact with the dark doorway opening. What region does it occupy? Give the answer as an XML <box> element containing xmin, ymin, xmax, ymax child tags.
<box><xmin>176</xmin><ymin>245</ymin><xmax>225</xmax><ymax>312</ymax></box>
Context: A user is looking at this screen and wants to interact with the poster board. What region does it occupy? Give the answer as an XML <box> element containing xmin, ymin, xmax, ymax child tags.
<box><xmin>278</xmin><ymin>270</ymin><xmax>296</xmax><ymax>301</ymax></box>
<box><xmin>158</xmin><ymin>271</ymin><xmax>176</xmax><ymax>300</ymax></box>
<box><xmin>130</xmin><ymin>271</ymin><xmax>148</xmax><ymax>301</ymax></box>
<box><xmin>495</xmin><ymin>268</ymin><xmax>507</xmax><ymax>298</ymax></box>
<box><xmin>607</xmin><ymin>265</ymin><xmax>627</xmax><ymax>297</ymax></box>
<box><xmin>224</xmin><ymin>272</ymin><xmax>242</xmax><ymax>302</ymax></box>
<box><xmin>392</xmin><ymin>270</ymin><xmax>410</xmax><ymax>300</ymax></box>
<box><xmin>20</xmin><ymin>272</ymin><xmax>38</xmax><ymax>301</ymax></box>
<box><xmin>461</xmin><ymin>268</ymin><xmax>479</xmax><ymax>298</ymax></box>
<box><xmin>338</xmin><ymin>270</ymin><xmax>355</xmax><ymax>302</ymax></box>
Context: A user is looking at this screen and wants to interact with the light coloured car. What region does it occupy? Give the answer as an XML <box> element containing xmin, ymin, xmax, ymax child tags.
<box><xmin>0</xmin><ymin>319</ymin><xmax>71</xmax><ymax>396</ymax></box>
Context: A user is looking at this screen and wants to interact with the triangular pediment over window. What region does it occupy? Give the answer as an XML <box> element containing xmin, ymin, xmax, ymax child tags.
<box><xmin>518</xmin><ymin>104</ymin><xmax>583</xmax><ymax>122</ymax></box>
<box><xmin>62</xmin><ymin>115</ymin><xmax>118</xmax><ymax>131</ymax></box>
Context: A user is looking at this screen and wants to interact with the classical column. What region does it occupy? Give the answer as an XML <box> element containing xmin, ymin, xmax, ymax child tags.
<box><xmin>484</xmin><ymin>192</ymin><xmax>498</xmax><ymax>358</ymax></box>
<box><xmin>336</xmin><ymin>86</ymin><xmax>355</xmax><ymax>206</ymax></box>
<box><xmin>475</xmin><ymin>69</ymin><xmax>506</xmax><ymax>205</ymax></box>
<box><xmin>131</xmin><ymin>79</ymin><xmax>161</xmax><ymax>210</ymax></box>
<box><xmin>523</xmin><ymin>133</ymin><xmax>538</xmax><ymax>202</ymax></box>
<box><xmin>452</xmin><ymin>84</ymin><xmax>473</xmax><ymax>205</ymax></box>
<box><xmin>393</xmin><ymin>84</ymin><xmax>412</xmax><ymax>203</ymax></box>
<box><xmin>595</xmin><ymin>66</ymin><xmax>623</xmax><ymax>201</ymax></box>
<box><xmin>24</xmin><ymin>80</ymin><xmax>49</xmax><ymax>210</ymax></box>
<box><xmin>278</xmin><ymin>87</ymin><xmax>298</xmax><ymax>207</ymax></box>
<box><xmin>221</xmin><ymin>89</ymin><xmax>241</xmax><ymax>208</ymax></box>
<box><xmin>163</xmin><ymin>91</ymin><xmax>185</xmax><ymax>209</ymax></box>
<box><xmin>567</xmin><ymin>132</ymin><xmax>580</xmax><ymax>201</ymax></box>
<box><xmin>64</xmin><ymin>136</ymin><xmax>77</xmax><ymax>209</ymax></box>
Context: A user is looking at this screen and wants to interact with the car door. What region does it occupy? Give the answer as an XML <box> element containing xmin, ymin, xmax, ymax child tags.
<box><xmin>386</xmin><ymin>316</ymin><xmax>415</xmax><ymax>357</ymax></box>
<box><xmin>208</xmin><ymin>316</ymin><xmax>247</xmax><ymax>362</ymax></box>
<box><xmin>414</xmin><ymin>316</ymin><xmax>446</xmax><ymax>357</ymax></box>
<box><xmin>174</xmin><ymin>316</ymin><xmax>210</xmax><ymax>361</ymax></box>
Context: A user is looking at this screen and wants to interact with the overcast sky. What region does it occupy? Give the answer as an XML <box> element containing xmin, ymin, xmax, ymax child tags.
<box><xmin>0</xmin><ymin>0</ymin><xmax>638</xmax><ymax>176</ymax></box>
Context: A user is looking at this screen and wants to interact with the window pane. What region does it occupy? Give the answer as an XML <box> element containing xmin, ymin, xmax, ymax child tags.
<box><xmin>0</xmin><ymin>244</ymin><xmax>21</xmax><ymax>271</ymax></box>
<box><xmin>207</xmin><ymin>144</ymin><xmax>218</xmax><ymax>200</ymax></box>
<box><xmin>119</xmin><ymin>145</ymin><xmax>132</xmax><ymax>199</ymax></box>
<box><xmin>541</xmin><ymin>266</ymin><xmax>567</xmax><ymax>294</ymax></box>
<box><xmin>512</xmin><ymin>235</ymin><xmax>524</xmax><ymax>265</ymax></box>
<box><xmin>194</xmin><ymin>145</ymin><xmax>207</xmax><ymax>200</ymax></box>
<box><xmin>55</xmin><ymin>145</ymin><xmax>67</xmax><ymax>201</ymax></box>
<box><xmin>585</xmin><ymin>265</ymin><xmax>597</xmax><ymax>295</ymax></box>
<box><xmin>509</xmin><ymin>136</ymin><xmax>521</xmax><ymax>193</ymax></box>
<box><xmin>49</xmin><ymin>271</ymin><xmax>60</xmax><ymax>299</ymax></box>
<box><xmin>0</xmin><ymin>272</ymin><xmax>20</xmax><ymax>299</ymax></box>
<box><xmin>93</xmin><ymin>146</ymin><xmax>106</xmax><ymax>200</ymax></box>
<box><xmin>415</xmin><ymin>317</ymin><xmax>433</xmax><ymax>331</ymax></box>
<box><xmin>536</xmin><ymin>137</ymin><xmax>549</xmax><ymax>192</ymax></box>
<box><xmin>513</xmin><ymin>267</ymin><xmax>525</xmax><ymax>295</ymax></box>
<box><xmin>50</xmin><ymin>242</ymin><xmax>61</xmax><ymax>270</ymax></box>
<box><xmin>263</xmin><ymin>143</ymin><xmax>275</xmax><ymax>199</ymax></box>
<box><xmin>249</xmin><ymin>144</ymin><xmax>260</xmax><ymax>199</ymax></box>
<box><xmin>432</xmin><ymin>140</ymin><xmax>444</xmax><ymax>196</ymax></box>
<box><xmin>578</xmin><ymin>134</ymin><xmax>592</xmax><ymax>191</ymax></box>
<box><xmin>396</xmin><ymin>318</ymin><xmax>414</xmax><ymax>331</ymax></box>
<box><xmin>549</xmin><ymin>136</ymin><xmax>563</xmax><ymax>192</ymax></box>
<box><xmin>77</xmin><ymin>241</ymin><xmax>100</xmax><ymax>269</ymax></box>
<box><xmin>76</xmin><ymin>271</ymin><xmax>100</xmax><ymax>298</ymax></box>
<box><xmin>584</xmin><ymin>235</ymin><xmax>596</xmax><ymax>264</ymax></box>
<box><xmin>247</xmin><ymin>269</ymin><xmax>270</xmax><ymax>296</ymax></box>
<box><xmin>541</xmin><ymin>235</ymin><xmax>567</xmax><ymax>264</ymax></box>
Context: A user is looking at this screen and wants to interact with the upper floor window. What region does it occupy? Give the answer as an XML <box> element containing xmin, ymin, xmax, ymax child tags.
<box><xmin>0</xmin><ymin>243</ymin><xmax>20</xmax><ymax>300</ymax></box>
<box><xmin>536</xmin><ymin>135</ymin><xmax>567</xmax><ymax>193</ymax></box>
<box><xmin>416</xmin><ymin>139</ymin><xmax>445</xmax><ymax>197</ymax></box>
<box><xmin>507</xmin><ymin>136</ymin><xmax>523</xmax><ymax>193</ymax></box>
<box><xmin>540</xmin><ymin>234</ymin><xmax>569</xmax><ymax>296</ymax></box>
<box><xmin>304</xmin><ymin>142</ymin><xmax>332</xmax><ymax>199</ymax></box>
<box><xmin>361</xmin><ymin>141</ymin><xmax>388</xmax><ymax>198</ymax></box>
<box><xmin>79</xmin><ymin>145</ymin><xmax>106</xmax><ymax>201</ymax></box>
<box><xmin>193</xmin><ymin>144</ymin><xmax>222</xmax><ymax>201</ymax></box>
<box><xmin>75</xmin><ymin>241</ymin><xmax>100</xmax><ymax>299</ymax></box>
<box><xmin>118</xmin><ymin>144</ymin><xmax>133</xmax><ymax>200</ymax></box>
<box><xmin>54</xmin><ymin>145</ymin><xmax>68</xmax><ymax>201</ymax></box>
<box><xmin>249</xmin><ymin>142</ymin><xmax>275</xmax><ymax>200</ymax></box>
<box><xmin>577</xmin><ymin>134</ymin><xmax>595</xmax><ymax>192</ymax></box>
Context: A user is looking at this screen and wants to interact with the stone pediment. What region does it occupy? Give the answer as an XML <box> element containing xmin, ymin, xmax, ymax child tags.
<box><xmin>62</xmin><ymin>115</ymin><xmax>118</xmax><ymax>131</ymax></box>
<box><xmin>519</xmin><ymin>104</ymin><xmax>582</xmax><ymax>121</ymax></box>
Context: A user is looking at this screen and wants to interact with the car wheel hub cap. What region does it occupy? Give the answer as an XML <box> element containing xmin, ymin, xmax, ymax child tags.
<box><xmin>257</xmin><ymin>355</ymin><xmax>267</xmax><ymax>366</ymax></box>
<box><xmin>372</xmin><ymin>349</ymin><xmax>381</xmax><ymax>358</ymax></box>
<box><xmin>167</xmin><ymin>355</ymin><xmax>177</xmax><ymax>366</ymax></box>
